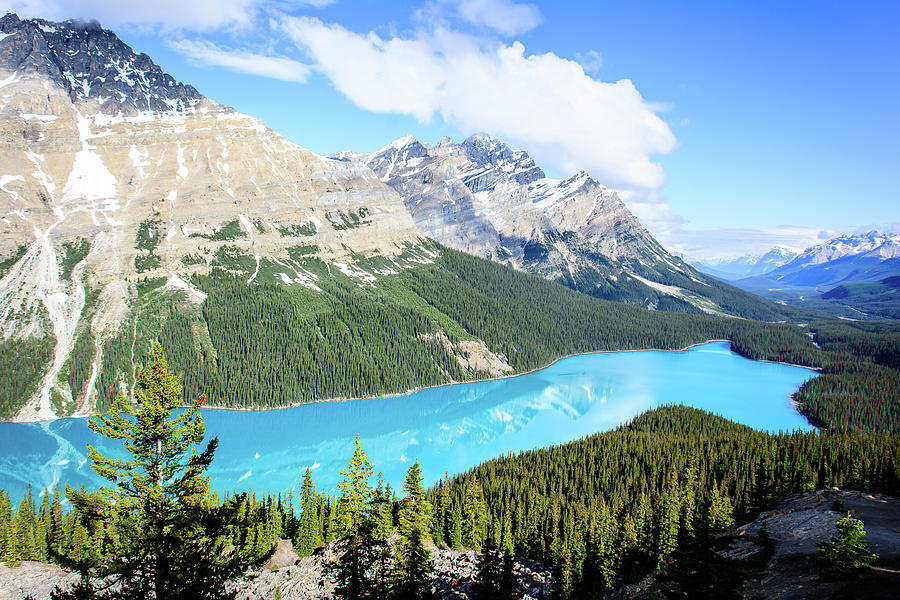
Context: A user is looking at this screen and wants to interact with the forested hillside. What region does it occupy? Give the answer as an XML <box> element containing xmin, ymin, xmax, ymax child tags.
<box><xmin>12</xmin><ymin>245</ymin><xmax>893</xmax><ymax>434</ymax></box>
<box><xmin>433</xmin><ymin>406</ymin><xmax>900</xmax><ymax>596</ymax></box>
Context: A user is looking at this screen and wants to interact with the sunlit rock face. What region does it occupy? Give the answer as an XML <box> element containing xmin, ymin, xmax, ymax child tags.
<box><xmin>0</xmin><ymin>13</ymin><xmax>425</xmax><ymax>420</ymax></box>
<box><xmin>355</xmin><ymin>132</ymin><xmax>701</xmax><ymax>305</ymax></box>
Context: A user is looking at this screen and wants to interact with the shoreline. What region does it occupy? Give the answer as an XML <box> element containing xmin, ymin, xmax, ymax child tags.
<box><xmin>200</xmin><ymin>339</ymin><xmax>738</xmax><ymax>414</ymax></box>
<box><xmin>3</xmin><ymin>339</ymin><xmax>821</xmax><ymax>423</ymax></box>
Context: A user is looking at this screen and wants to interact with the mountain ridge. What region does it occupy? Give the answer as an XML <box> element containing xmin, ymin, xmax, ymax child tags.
<box><xmin>0</xmin><ymin>14</ymin><xmax>795</xmax><ymax>422</ymax></box>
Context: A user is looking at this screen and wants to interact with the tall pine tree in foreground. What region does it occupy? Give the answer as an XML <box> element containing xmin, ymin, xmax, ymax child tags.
<box><xmin>392</xmin><ymin>460</ymin><xmax>432</xmax><ymax>599</ymax></box>
<box><xmin>332</xmin><ymin>435</ymin><xmax>378</xmax><ymax>600</ymax></box>
<box><xmin>295</xmin><ymin>468</ymin><xmax>319</xmax><ymax>555</ymax></box>
<box><xmin>53</xmin><ymin>344</ymin><xmax>270</xmax><ymax>600</ymax></box>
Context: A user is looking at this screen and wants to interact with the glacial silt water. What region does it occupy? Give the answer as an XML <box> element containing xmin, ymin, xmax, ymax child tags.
<box><xmin>0</xmin><ymin>342</ymin><xmax>816</xmax><ymax>501</ymax></box>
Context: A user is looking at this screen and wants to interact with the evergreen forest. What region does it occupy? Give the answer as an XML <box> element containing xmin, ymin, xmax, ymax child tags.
<box><xmin>3</xmin><ymin>404</ymin><xmax>898</xmax><ymax>598</ymax></box>
<box><xmin>33</xmin><ymin>246</ymin><xmax>897</xmax><ymax>433</ymax></box>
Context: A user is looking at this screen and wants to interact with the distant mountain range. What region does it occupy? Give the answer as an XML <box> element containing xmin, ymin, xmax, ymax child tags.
<box><xmin>695</xmin><ymin>232</ymin><xmax>900</xmax><ymax>319</ymax></box>
<box><xmin>693</xmin><ymin>245</ymin><xmax>800</xmax><ymax>280</ymax></box>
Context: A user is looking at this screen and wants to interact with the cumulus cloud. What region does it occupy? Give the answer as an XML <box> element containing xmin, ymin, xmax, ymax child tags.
<box><xmin>282</xmin><ymin>17</ymin><xmax>676</xmax><ymax>191</ymax></box>
<box><xmin>0</xmin><ymin>0</ymin><xmax>331</xmax><ymax>31</ymax></box>
<box><xmin>170</xmin><ymin>39</ymin><xmax>310</xmax><ymax>82</ymax></box>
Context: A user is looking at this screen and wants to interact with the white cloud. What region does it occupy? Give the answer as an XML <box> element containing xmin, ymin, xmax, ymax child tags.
<box><xmin>170</xmin><ymin>39</ymin><xmax>310</xmax><ymax>82</ymax></box>
<box><xmin>0</xmin><ymin>0</ymin><xmax>330</xmax><ymax>31</ymax></box>
<box><xmin>453</xmin><ymin>0</ymin><xmax>542</xmax><ymax>36</ymax></box>
<box><xmin>415</xmin><ymin>0</ymin><xmax>542</xmax><ymax>36</ymax></box>
<box><xmin>575</xmin><ymin>50</ymin><xmax>603</xmax><ymax>74</ymax></box>
<box><xmin>282</xmin><ymin>17</ymin><xmax>676</xmax><ymax>191</ymax></box>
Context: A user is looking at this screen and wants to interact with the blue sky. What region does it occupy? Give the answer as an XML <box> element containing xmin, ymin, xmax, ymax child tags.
<box><xmin>4</xmin><ymin>0</ymin><xmax>898</xmax><ymax>260</ymax></box>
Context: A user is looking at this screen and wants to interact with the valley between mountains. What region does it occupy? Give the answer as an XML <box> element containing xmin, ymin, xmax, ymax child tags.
<box><xmin>0</xmin><ymin>10</ymin><xmax>898</xmax><ymax>600</ymax></box>
<box><xmin>0</xmin><ymin>13</ymin><xmax>792</xmax><ymax>423</ymax></box>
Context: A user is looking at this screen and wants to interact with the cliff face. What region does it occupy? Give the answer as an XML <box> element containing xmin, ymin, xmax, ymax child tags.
<box><xmin>0</xmin><ymin>13</ymin><xmax>424</xmax><ymax>420</ymax></box>
<box><xmin>355</xmin><ymin>133</ymin><xmax>719</xmax><ymax>313</ymax></box>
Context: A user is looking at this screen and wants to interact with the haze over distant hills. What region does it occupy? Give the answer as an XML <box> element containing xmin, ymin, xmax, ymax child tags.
<box><xmin>692</xmin><ymin>245</ymin><xmax>801</xmax><ymax>280</ymax></box>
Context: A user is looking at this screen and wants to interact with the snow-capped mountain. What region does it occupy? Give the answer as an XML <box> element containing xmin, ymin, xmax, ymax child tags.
<box><xmin>694</xmin><ymin>245</ymin><xmax>800</xmax><ymax>280</ymax></box>
<box><xmin>762</xmin><ymin>231</ymin><xmax>900</xmax><ymax>287</ymax></box>
<box><xmin>783</xmin><ymin>231</ymin><xmax>900</xmax><ymax>267</ymax></box>
<box><xmin>0</xmin><ymin>14</ymin><xmax>202</xmax><ymax>114</ymax></box>
<box><xmin>342</xmin><ymin>133</ymin><xmax>749</xmax><ymax>315</ymax></box>
<box><xmin>0</xmin><ymin>13</ymin><xmax>425</xmax><ymax>421</ymax></box>
<box><xmin>0</xmin><ymin>13</ymin><xmax>784</xmax><ymax>422</ymax></box>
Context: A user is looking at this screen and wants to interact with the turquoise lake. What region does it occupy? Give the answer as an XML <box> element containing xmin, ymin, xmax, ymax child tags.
<box><xmin>0</xmin><ymin>342</ymin><xmax>817</xmax><ymax>502</ymax></box>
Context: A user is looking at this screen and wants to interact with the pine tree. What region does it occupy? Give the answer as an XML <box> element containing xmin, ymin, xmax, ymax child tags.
<box><xmin>50</xmin><ymin>485</ymin><xmax>64</xmax><ymax>557</ymax></box>
<box><xmin>392</xmin><ymin>460</ymin><xmax>432</xmax><ymax>599</ymax></box>
<box><xmin>3</xmin><ymin>513</ymin><xmax>21</xmax><ymax>567</ymax></box>
<box><xmin>432</xmin><ymin>478</ymin><xmax>450</xmax><ymax>547</ymax></box>
<box><xmin>332</xmin><ymin>435</ymin><xmax>377</xmax><ymax>600</ymax></box>
<box><xmin>18</xmin><ymin>486</ymin><xmax>38</xmax><ymax>561</ymax></box>
<box><xmin>471</xmin><ymin>540</ymin><xmax>503</xmax><ymax>600</ymax></box>
<box><xmin>500</xmin><ymin>552</ymin><xmax>521</xmax><ymax>600</ymax></box>
<box><xmin>706</xmin><ymin>481</ymin><xmax>735</xmax><ymax>530</ymax></box>
<box><xmin>657</xmin><ymin>467</ymin><xmax>681</xmax><ymax>565</ymax></box>
<box><xmin>296</xmin><ymin>468</ymin><xmax>319</xmax><ymax>555</ymax></box>
<box><xmin>817</xmin><ymin>513</ymin><xmax>878</xmax><ymax>576</ymax></box>
<box><xmin>39</xmin><ymin>492</ymin><xmax>51</xmax><ymax>562</ymax></box>
<box><xmin>550</xmin><ymin>549</ymin><xmax>573</xmax><ymax>600</ymax></box>
<box><xmin>54</xmin><ymin>344</ymin><xmax>268</xmax><ymax>600</ymax></box>
<box><xmin>371</xmin><ymin>474</ymin><xmax>395</xmax><ymax>600</ymax></box>
<box><xmin>463</xmin><ymin>475</ymin><xmax>488</xmax><ymax>550</ymax></box>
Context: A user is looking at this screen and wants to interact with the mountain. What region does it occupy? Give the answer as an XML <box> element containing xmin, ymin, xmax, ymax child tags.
<box><xmin>763</xmin><ymin>231</ymin><xmax>900</xmax><ymax>287</ymax></box>
<box><xmin>0</xmin><ymin>13</ymin><xmax>434</xmax><ymax>420</ymax></box>
<box><xmin>337</xmin><ymin>133</ymin><xmax>782</xmax><ymax>318</ymax></box>
<box><xmin>727</xmin><ymin>232</ymin><xmax>900</xmax><ymax>319</ymax></box>
<box><xmin>693</xmin><ymin>245</ymin><xmax>800</xmax><ymax>280</ymax></box>
<box><xmin>0</xmin><ymin>14</ymin><xmax>792</xmax><ymax>422</ymax></box>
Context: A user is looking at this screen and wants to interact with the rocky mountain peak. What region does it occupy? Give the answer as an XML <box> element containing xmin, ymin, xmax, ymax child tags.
<box><xmin>459</xmin><ymin>132</ymin><xmax>545</xmax><ymax>191</ymax></box>
<box><xmin>0</xmin><ymin>12</ymin><xmax>203</xmax><ymax>114</ymax></box>
<box><xmin>367</xmin><ymin>134</ymin><xmax>430</xmax><ymax>181</ymax></box>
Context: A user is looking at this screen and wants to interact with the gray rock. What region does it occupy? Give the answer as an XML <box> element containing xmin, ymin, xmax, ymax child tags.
<box><xmin>0</xmin><ymin>12</ymin><xmax>203</xmax><ymax>114</ymax></box>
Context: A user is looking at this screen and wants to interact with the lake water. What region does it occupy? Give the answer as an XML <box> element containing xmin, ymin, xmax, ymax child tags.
<box><xmin>0</xmin><ymin>342</ymin><xmax>817</xmax><ymax>502</ymax></box>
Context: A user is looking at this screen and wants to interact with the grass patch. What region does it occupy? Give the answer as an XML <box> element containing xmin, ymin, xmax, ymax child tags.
<box><xmin>189</xmin><ymin>220</ymin><xmax>246</xmax><ymax>242</ymax></box>
<box><xmin>277</xmin><ymin>222</ymin><xmax>317</xmax><ymax>237</ymax></box>
<box><xmin>0</xmin><ymin>244</ymin><xmax>28</xmax><ymax>278</ymax></box>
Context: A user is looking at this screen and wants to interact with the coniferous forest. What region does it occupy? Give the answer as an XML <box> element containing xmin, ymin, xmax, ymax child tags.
<box><xmin>2</xmin><ymin>402</ymin><xmax>898</xmax><ymax>599</ymax></box>
<box><xmin>1</xmin><ymin>249</ymin><xmax>898</xmax><ymax>599</ymax></box>
<box><xmin>54</xmin><ymin>247</ymin><xmax>899</xmax><ymax>433</ymax></box>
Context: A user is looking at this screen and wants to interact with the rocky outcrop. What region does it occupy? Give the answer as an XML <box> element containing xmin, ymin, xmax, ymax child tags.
<box><xmin>352</xmin><ymin>132</ymin><xmax>716</xmax><ymax>313</ymax></box>
<box><xmin>0</xmin><ymin>543</ymin><xmax>552</xmax><ymax>600</ymax></box>
<box><xmin>610</xmin><ymin>488</ymin><xmax>900</xmax><ymax>600</ymax></box>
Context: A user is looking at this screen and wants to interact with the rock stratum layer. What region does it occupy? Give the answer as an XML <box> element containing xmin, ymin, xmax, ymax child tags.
<box><xmin>0</xmin><ymin>13</ymin><xmax>423</xmax><ymax>420</ymax></box>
